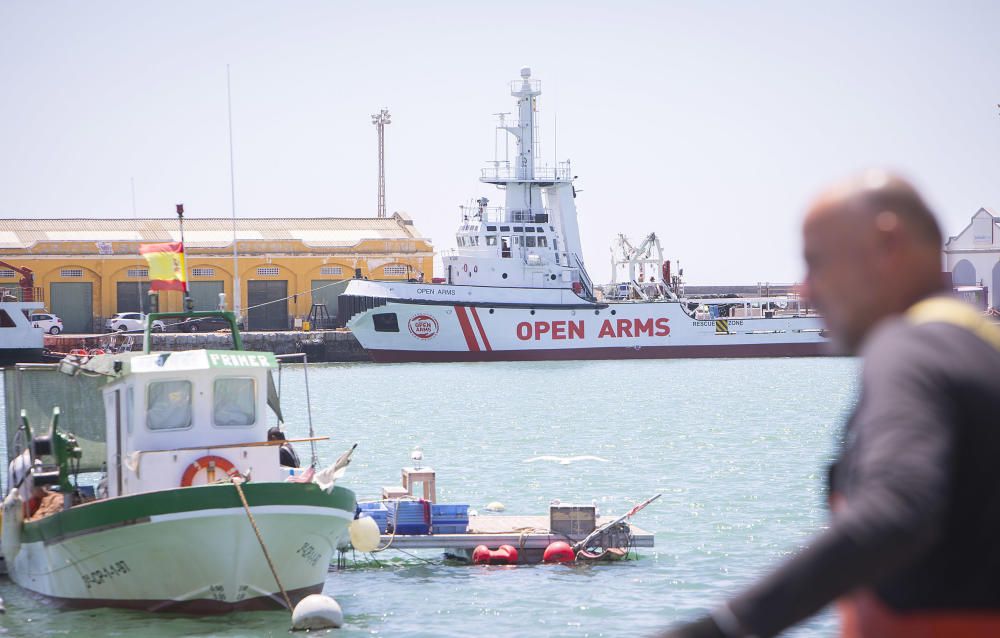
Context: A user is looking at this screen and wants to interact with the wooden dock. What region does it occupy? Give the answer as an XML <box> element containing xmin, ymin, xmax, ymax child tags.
<box><xmin>374</xmin><ymin>515</ymin><xmax>654</xmax><ymax>562</ymax></box>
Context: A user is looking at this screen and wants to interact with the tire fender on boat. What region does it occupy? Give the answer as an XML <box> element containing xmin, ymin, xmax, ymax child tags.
<box><xmin>1</xmin><ymin>488</ymin><xmax>24</xmax><ymax>561</ymax></box>
<box><xmin>180</xmin><ymin>455</ymin><xmax>240</xmax><ymax>487</ymax></box>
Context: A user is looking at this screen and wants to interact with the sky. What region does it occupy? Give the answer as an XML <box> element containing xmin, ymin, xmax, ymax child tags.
<box><xmin>1</xmin><ymin>1</ymin><xmax>998</xmax><ymax>285</ymax></box>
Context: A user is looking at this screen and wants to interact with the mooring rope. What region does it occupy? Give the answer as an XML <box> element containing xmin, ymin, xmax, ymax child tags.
<box><xmin>232</xmin><ymin>477</ymin><xmax>294</xmax><ymax>613</ymax></box>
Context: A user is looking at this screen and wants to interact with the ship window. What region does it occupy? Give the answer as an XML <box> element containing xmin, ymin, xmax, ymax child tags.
<box><xmin>514</xmin><ymin>227</ymin><xmax>523</xmax><ymax>232</ymax></box>
<box><xmin>500</xmin><ymin>226</ymin><xmax>510</xmax><ymax>232</ymax></box>
<box><xmin>146</xmin><ymin>380</ymin><xmax>193</xmax><ymax>430</ymax></box>
<box><xmin>525</xmin><ymin>227</ymin><xmax>535</xmax><ymax>232</ymax></box>
<box><xmin>471</xmin><ymin>236</ymin><xmax>480</xmax><ymax>246</ymax></box>
<box><xmin>373</xmin><ymin>312</ymin><xmax>400</xmax><ymax>332</ymax></box>
<box><xmin>538</xmin><ymin>236</ymin><xmax>548</xmax><ymax>247</ymax></box>
<box><xmin>486</xmin><ymin>226</ymin><xmax>497</xmax><ymax>231</ymax></box>
<box><xmin>213</xmin><ymin>377</ymin><xmax>256</xmax><ymax>427</ymax></box>
<box><xmin>486</xmin><ymin>236</ymin><xmax>497</xmax><ymax>246</ymax></box>
<box><xmin>0</xmin><ymin>310</ymin><xmax>14</xmax><ymax>327</ymax></box>
<box><xmin>525</xmin><ymin>236</ymin><xmax>537</xmax><ymax>247</ymax></box>
<box><xmin>536</xmin><ymin>227</ymin><xmax>544</xmax><ymax>232</ymax></box>
<box><xmin>456</xmin><ymin>236</ymin><xmax>465</xmax><ymax>247</ymax></box>
<box><xmin>501</xmin><ymin>237</ymin><xmax>512</xmax><ymax>258</ymax></box>
<box><xmin>513</xmin><ymin>236</ymin><xmax>522</xmax><ymax>246</ymax></box>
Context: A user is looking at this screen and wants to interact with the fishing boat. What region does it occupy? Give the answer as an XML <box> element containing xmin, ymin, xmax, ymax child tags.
<box><xmin>1</xmin><ymin>311</ymin><xmax>357</xmax><ymax>612</ymax></box>
<box><xmin>0</xmin><ymin>287</ymin><xmax>46</xmax><ymax>367</ymax></box>
<box><xmin>340</xmin><ymin>68</ymin><xmax>827</xmax><ymax>362</ymax></box>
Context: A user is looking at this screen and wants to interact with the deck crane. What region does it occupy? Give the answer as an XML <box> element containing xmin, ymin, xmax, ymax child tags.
<box><xmin>0</xmin><ymin>260</ymin><xmax>35</xmax><ymax>301</ymax></box>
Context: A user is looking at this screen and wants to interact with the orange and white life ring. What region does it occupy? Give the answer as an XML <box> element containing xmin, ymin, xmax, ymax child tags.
<box><xmin>180</xmin><ymin>455</ymin><xmax>240</xmax><ymax>487</ymax></box>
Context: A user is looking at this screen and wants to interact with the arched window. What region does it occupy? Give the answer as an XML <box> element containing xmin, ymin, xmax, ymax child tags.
<box><xmin>952</xmin><ymin>259</ymin><xmax>976</xmax><ymax>285</ymax></box>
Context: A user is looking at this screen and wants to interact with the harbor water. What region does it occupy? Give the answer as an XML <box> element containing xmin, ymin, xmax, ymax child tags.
<box><xmin>0</xmin><ymin>357</ymin><xmax>858</xmax><ymax>637</ymax></box>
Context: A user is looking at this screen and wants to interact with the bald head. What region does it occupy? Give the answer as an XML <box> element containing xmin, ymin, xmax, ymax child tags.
<box><xmin>808</xmin><ymin>171</ymin><xmax>942</xmax><ymax>248</ymax></box>
<box><xmin>803</xmin><ymin>171</ymin><xmax>945</xmax><ymax>353</ymax></box>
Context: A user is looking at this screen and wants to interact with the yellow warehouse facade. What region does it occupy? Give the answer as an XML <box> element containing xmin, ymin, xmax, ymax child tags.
<box><xmin>0</xmin><ymin>214</ymin><xmax>433</xmax><ymax>333</ymax></box>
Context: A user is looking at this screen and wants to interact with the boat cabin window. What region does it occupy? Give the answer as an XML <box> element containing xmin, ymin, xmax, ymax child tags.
<box><xmin>500</xmin><ymin>226</ymin><xmax>510</xmax><ymax>232</ymax></box>
<box><xmin>514</xmin><ymin>227</ymin><xmax>523</xmax><ymax>232</ymax></box>
<box><xmin>525</xmin><ymin>236</ymin><xmax>537</xmax><ymax>247</ymax></box>
<box><xmin>538</xmin><ymin>236</ymin><xmax>548</xmax><ymax>247</ymax></box>
<box><xmin>213</xmin><ymin>377</ymin><xmax>256</xmax><ymax>427</ymax></box>
<box><xmin>373</xmin><ymin>312</ymin><xmax>400</xmax><ymax>332</ymax></box>
<box><xmin>146</xmin><ymin>380</ymin><xmax>193</xmax><ymax>430</ymax></box>
<box><xmin>486</xmin><ymin>225</ymin><xmax>497</xmax><ymax>231</ymax></box>
<box><xmin>0</xmin><ymin>310</ymin><xmax>15</xmax><ymax>327</ymax></box>
<box><xmin>501</xmin><ymin>237</ymin><xmax>512</xmax><ymax>258</ymax></box>
<box><xmin>486</xmin><ymin>236</ymin><xmax>498</xmax><ymax>246</ymax></box>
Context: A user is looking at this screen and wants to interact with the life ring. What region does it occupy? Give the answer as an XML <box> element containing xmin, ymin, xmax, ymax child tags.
<box><xmin>180</xmin><ymin>455</ymin><xmax>240</xmax><ymax>487</ymax></box>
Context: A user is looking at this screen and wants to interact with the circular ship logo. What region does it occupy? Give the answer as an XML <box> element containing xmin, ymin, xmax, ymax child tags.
<box><xmin>408</xmin><ymin>314</ymin><xmax>440</xmax><ymax>340</ymax></box>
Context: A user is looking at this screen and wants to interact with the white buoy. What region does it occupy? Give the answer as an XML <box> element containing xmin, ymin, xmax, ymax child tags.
<box><xmin>349</xmin><ymin>516</ymin><xmax>381</xmax><ymax>553</ymax></box>
<box><xmin>485</xmin><ymin>501</ymin><xmax>505</xmax><ymax>512</ymax></box>
<box><xmin>291</xmin><ymin>594</ymin><xmax>343</xmax><ymax>631</ymax></box>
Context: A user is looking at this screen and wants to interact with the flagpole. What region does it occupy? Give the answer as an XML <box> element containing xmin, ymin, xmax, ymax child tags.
<box><xmin>176</xmin><ymin>203</ymin><xmax>191</xmax><ymax>310</ymax></box>
<box><xmin>227</xmin><ymin>64</ymin><xmax>241</xmax><ymax>327</ymax></box>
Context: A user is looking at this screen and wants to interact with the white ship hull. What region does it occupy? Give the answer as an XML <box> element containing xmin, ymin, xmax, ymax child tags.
<box><xmin>344</xmin><ymin>283</ymin><xmax>827</xmax><ymax>362</ymax></box>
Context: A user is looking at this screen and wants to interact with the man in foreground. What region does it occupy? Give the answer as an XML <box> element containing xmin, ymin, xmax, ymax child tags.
<box><xmin>661</xmin><ymin>171</ymin><xmax>1000</xmax><ymax>637</ymax></box>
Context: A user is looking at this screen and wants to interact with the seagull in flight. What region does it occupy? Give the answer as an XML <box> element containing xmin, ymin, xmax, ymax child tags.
<box><xmin>523</xmin><ymin>455</ymin><xmax>609</xmax><ymax>465</ymax></box>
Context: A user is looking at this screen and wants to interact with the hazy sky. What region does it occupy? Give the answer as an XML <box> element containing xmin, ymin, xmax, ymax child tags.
<box><xmin>1</xmin><ymin>1</ymin><xmax>997</xmax><ymax>284</ymax></box>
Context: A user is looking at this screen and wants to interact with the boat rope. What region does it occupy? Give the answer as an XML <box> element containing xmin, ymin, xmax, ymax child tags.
<box><xmin>231</xmin><ymin>476</ymin><xmax>293</xmax><ymax>613</ymax></box>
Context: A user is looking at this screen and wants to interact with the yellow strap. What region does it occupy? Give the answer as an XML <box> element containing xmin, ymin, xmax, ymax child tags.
<box><xmin>905</xmin><ymin>297</ymin><xmax>1000</xmax><ymax>352</ymax></box>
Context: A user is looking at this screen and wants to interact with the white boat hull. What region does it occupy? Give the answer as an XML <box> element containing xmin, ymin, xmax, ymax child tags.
<box><xmin>5</xmin><ymin>483</ymin><xmax>355</xmax><ymax>612</ymax></box>
<box><xmin>345</xmin><ymin>289</ymin><xmax>828</xmax><ymax>362</ymax></box>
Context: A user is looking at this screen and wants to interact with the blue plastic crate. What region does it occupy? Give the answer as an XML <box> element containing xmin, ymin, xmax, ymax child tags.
<box><xmin>356</xmin><ymin>502</ymin><xmax>389</xmax><ymax>534</ymax></box>
<box><xmin>431</xmin><ymin>504</ymin><xmax>469</xmax><ymax>521</ymax></box>
<box><xmin>431</xmin><ymin>523</ymin><xmax>468</xmax><ymax>534</ymax></box>
<box><xmin>387</xmin><ymin>500</ymin><xmax>430</xmax><ymax>535</ymax></box>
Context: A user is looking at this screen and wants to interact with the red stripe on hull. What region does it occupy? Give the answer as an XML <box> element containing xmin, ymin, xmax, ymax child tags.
<box><xmin>367</xmin><ymin>341</ymin><xmax>832</xmax><ymax>363</ymax></box>
<box><xmin>469</xmin><ymin>307</ymin><xmax>492</xmax><ymax>351</ymax></box>
<box><xmin>453</xmin><ymin>306</ymin><xmax>480</xmax><ymax>351</ymax></box>
<box><xmin>32</xmin><ymin>583</ymin><xmax>322</xmax><ymax>614</ymax></box>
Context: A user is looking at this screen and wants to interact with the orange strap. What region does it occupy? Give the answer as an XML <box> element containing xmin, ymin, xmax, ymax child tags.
<box><xmin>839</xmin><ymin>590</ymin><xmax>1000</xmax><ymax>638</ymax></box>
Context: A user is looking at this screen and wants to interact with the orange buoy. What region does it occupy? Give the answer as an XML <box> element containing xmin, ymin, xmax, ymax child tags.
<box><xmin>543</xmin><ymin>541</ymin><xmax>576</xmax><ymax>563</ymax></box>
<box><xmin>472</xmin><ymin>544</ymin><xmax>519</xmax><ymax>565</ymax></box>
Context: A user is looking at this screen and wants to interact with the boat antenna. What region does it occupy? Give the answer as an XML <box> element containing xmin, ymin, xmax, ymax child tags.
<box><xmin>227</xmin><ymin>64</ymin><xmax>242</xmax><ymax>327</ymax></box>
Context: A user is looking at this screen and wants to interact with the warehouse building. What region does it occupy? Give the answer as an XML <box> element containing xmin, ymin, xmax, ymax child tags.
<box><xmin>943</xmin><ymin>207</ymin><xmax>999</xmax><ymax>309</ymax></box>
<box><xmin>0</xmin><ymin>214</ymin><xmax>433</xmax><ymax>333</ymax></box>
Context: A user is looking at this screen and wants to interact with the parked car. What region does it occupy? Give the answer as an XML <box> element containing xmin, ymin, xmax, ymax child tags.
<box><xmin>170</xmin><ymin>316</ymin><xmax>233</xmax><ymax>333</ymax></box>
<box><xmin>106</xmin><ymin>312</ymin><xmax>165</xmax><ymax>333</ymax></box>
<box><xmin>29</xmin><ymin>312</ymin><xmax>63</xmax><ymax>335</ymax></box>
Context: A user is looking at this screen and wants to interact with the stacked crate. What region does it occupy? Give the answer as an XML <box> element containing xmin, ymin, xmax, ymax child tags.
<box><xmin>356</xmin><ymin>501</ymin><xmax>389</xmax><ymax>533</ymax></box>
<box><xmin>431</xmin><ymin>504</ymin><xmax>469</xmax><ymax>534</ymax></box>
<box><xmin>387</xmin><ymin>500</ymin><xmax>430</xmax><ymax>535</ymax></box>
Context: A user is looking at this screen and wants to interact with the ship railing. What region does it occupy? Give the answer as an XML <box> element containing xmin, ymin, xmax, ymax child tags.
<box><xmin>571</xmin><ymin>253</ymin><xmax>595</xmax><ymax>301</ymax></box>
<box><xmin>480</xmin><ymin>164</ymin><xmax>572</xmax><ymax>182</ymax></box>
<box><xmin>460</xmin><ymin>206</ymin><xmax>552</xmax><ymax>225</ymax></box>
<box><xmin>510</xmin><ymin>79</ymin><xmax>541</xmax><ymax>94</ymax></box>
<box><xmin>0</xmin><ymin>286</ymin><xmax>44</xmax><ymax>303</ymax></box>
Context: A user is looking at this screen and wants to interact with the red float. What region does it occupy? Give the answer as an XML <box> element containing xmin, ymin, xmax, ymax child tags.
<box><xmin>472</xmin><ymin>544</ymin><xmax>519</xmax><ymax>565</ymax></box>
<box><xmin>542</xmin><ymin>541</ymin><xmax>576</xmax><ymax>563</ymax></box>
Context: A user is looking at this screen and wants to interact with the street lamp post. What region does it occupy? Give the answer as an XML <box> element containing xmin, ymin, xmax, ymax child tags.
<box><xmin>372</xmin><ymin>108</ymin><xmax>391</xmax><ymax>218</ymax></box>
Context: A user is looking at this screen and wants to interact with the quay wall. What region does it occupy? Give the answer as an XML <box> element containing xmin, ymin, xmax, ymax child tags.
<box><xmin>45</xmin><ymin>330</ymin><xmax>372</xmax><ymax>363</ymax></box>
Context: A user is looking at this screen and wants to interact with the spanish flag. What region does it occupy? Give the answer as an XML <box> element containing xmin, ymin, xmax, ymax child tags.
<box><xmin>140</xmin><ymin>242</ymin><xmax>187</xmax><ymax>292</ymax></box>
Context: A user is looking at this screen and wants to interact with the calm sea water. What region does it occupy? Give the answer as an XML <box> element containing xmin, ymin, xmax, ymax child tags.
<box><xmin>0</xmin><ymin>357</ymin><xmax>859</xmax><ymax>637</ymax></box>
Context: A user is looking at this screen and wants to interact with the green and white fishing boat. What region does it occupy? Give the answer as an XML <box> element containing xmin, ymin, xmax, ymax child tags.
<box><xmin>1</xmin><ymin>311</ymin><xmax>357</xmax><ymax>612</ymax></box>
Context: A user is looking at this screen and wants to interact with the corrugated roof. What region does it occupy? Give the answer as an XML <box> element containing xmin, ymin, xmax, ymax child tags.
<box><xmin>0</xmin><ymin>216</ymin><xmax>428</xmax><ymax>250</ymax></box>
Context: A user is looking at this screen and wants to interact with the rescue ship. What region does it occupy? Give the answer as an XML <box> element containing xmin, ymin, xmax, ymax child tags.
<box><xmin>341</xmin><ymin>68</ymin><xmax>827</xmax><ymax>362</ymax></box>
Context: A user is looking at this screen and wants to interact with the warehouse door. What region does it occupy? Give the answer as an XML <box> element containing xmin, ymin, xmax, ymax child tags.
<box><xmin>116</xmin><ymin>282</ymin><xmax>152</xmax><ymax>313</ymax></box>
<box><xmin>247</xmin><ymin>280</ymin><xmax>288</xmax><ymax>331</ymax></box>
<box><xmin>189</xmin><ymin>281</ymin><xmax>225</xmax><ymax>311</ymax></box>
<box><xmin>310</xmin><ymin>280</ymin><xmax>350</xmax><ymax>328</ymax></box>
<box><xmin>51</xmin><ymin>282</ymin><xmax>93</xmax><ymax>333</ymax></box>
